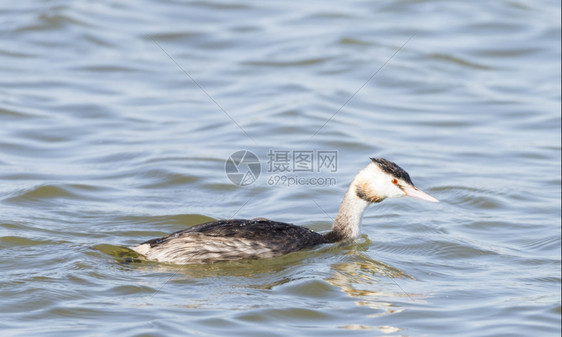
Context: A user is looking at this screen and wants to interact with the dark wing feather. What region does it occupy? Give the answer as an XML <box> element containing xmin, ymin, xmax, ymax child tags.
<box><xmin>141</xmin><ymin>218</ymin><xmax>326</xmax><ymax>253</ymax></box>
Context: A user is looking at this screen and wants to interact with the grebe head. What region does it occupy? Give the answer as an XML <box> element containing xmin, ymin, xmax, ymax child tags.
<box><xmin>354</xmin><ymin>157</ymin><xmax>439</xmax><ymax>203</ymax></box>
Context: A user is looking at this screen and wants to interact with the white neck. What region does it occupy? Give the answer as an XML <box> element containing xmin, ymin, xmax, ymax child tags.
<box><xmin>326</xmin><ymin>177</ymin><xmax>370</xmax><ymax>241</ymax></box>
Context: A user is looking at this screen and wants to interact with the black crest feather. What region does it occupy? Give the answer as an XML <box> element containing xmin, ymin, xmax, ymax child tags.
<box><xmin>370</xmin><ymin>157</ymin><xmax>414</xmax><ymax>186</ymax></box>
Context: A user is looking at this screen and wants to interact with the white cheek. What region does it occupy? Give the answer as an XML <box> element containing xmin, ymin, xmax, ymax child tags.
<box><xmin>392</xmin><ymin>187</ymin><xmax>407</xmax><ymax>198</ymax></box>
<box><xmin>378</xmin><ymin>182</ymin><xmax>405</xmax><ymax>199</ymax></box>
<box><xmin>389</xmin><ymin>186</ymin><xmax>406</xmax><ymax>198</ymax></box>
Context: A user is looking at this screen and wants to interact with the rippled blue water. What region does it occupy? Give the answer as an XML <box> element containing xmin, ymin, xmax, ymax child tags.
<box><xmin>1</xmin><ymin>1</ymin><xmax>560</xmax><ymax>336</ymax></box>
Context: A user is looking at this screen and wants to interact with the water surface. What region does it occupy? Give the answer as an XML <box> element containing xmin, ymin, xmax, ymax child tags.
<box><xmin>1</xmin><ymin>1</ymin><xmax>560</xmax><ymax>336</ymax></box>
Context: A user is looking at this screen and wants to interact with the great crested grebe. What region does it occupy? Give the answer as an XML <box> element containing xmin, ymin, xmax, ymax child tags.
<box><xmin>132</xmin><ymin>158</ymin><xmax>438</xmax><ymax>264</ymax></box>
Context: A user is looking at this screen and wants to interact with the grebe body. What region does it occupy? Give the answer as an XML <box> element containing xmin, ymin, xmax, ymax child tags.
<box><xmin>133</xmin><ymin>218</ymin><xmax>327</xmax><ymax>264</ymax></box>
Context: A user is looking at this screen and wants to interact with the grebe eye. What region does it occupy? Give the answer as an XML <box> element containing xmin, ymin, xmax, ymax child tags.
<box><xmin>391</xmin><ymin>178</ymin><xmax>398</xmax><ymax>185</ymax></box>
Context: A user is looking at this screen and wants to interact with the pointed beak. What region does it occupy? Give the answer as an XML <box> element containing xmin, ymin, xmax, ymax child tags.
<box><xmin>402</xmin><ymin>185</ymin><xmax>439</xmax><ymax>203</ymax></box>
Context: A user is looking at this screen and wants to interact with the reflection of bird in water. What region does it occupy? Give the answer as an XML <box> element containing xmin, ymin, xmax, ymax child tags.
<box><xmin>326</xmin><ymin>249</ymin><xmax>422</xmax><ymax>333</ymax></box>
<box><xmin>132</xmin><ymin>158</ymin><xmax>438</xmax><ymax>264</ymax></box>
